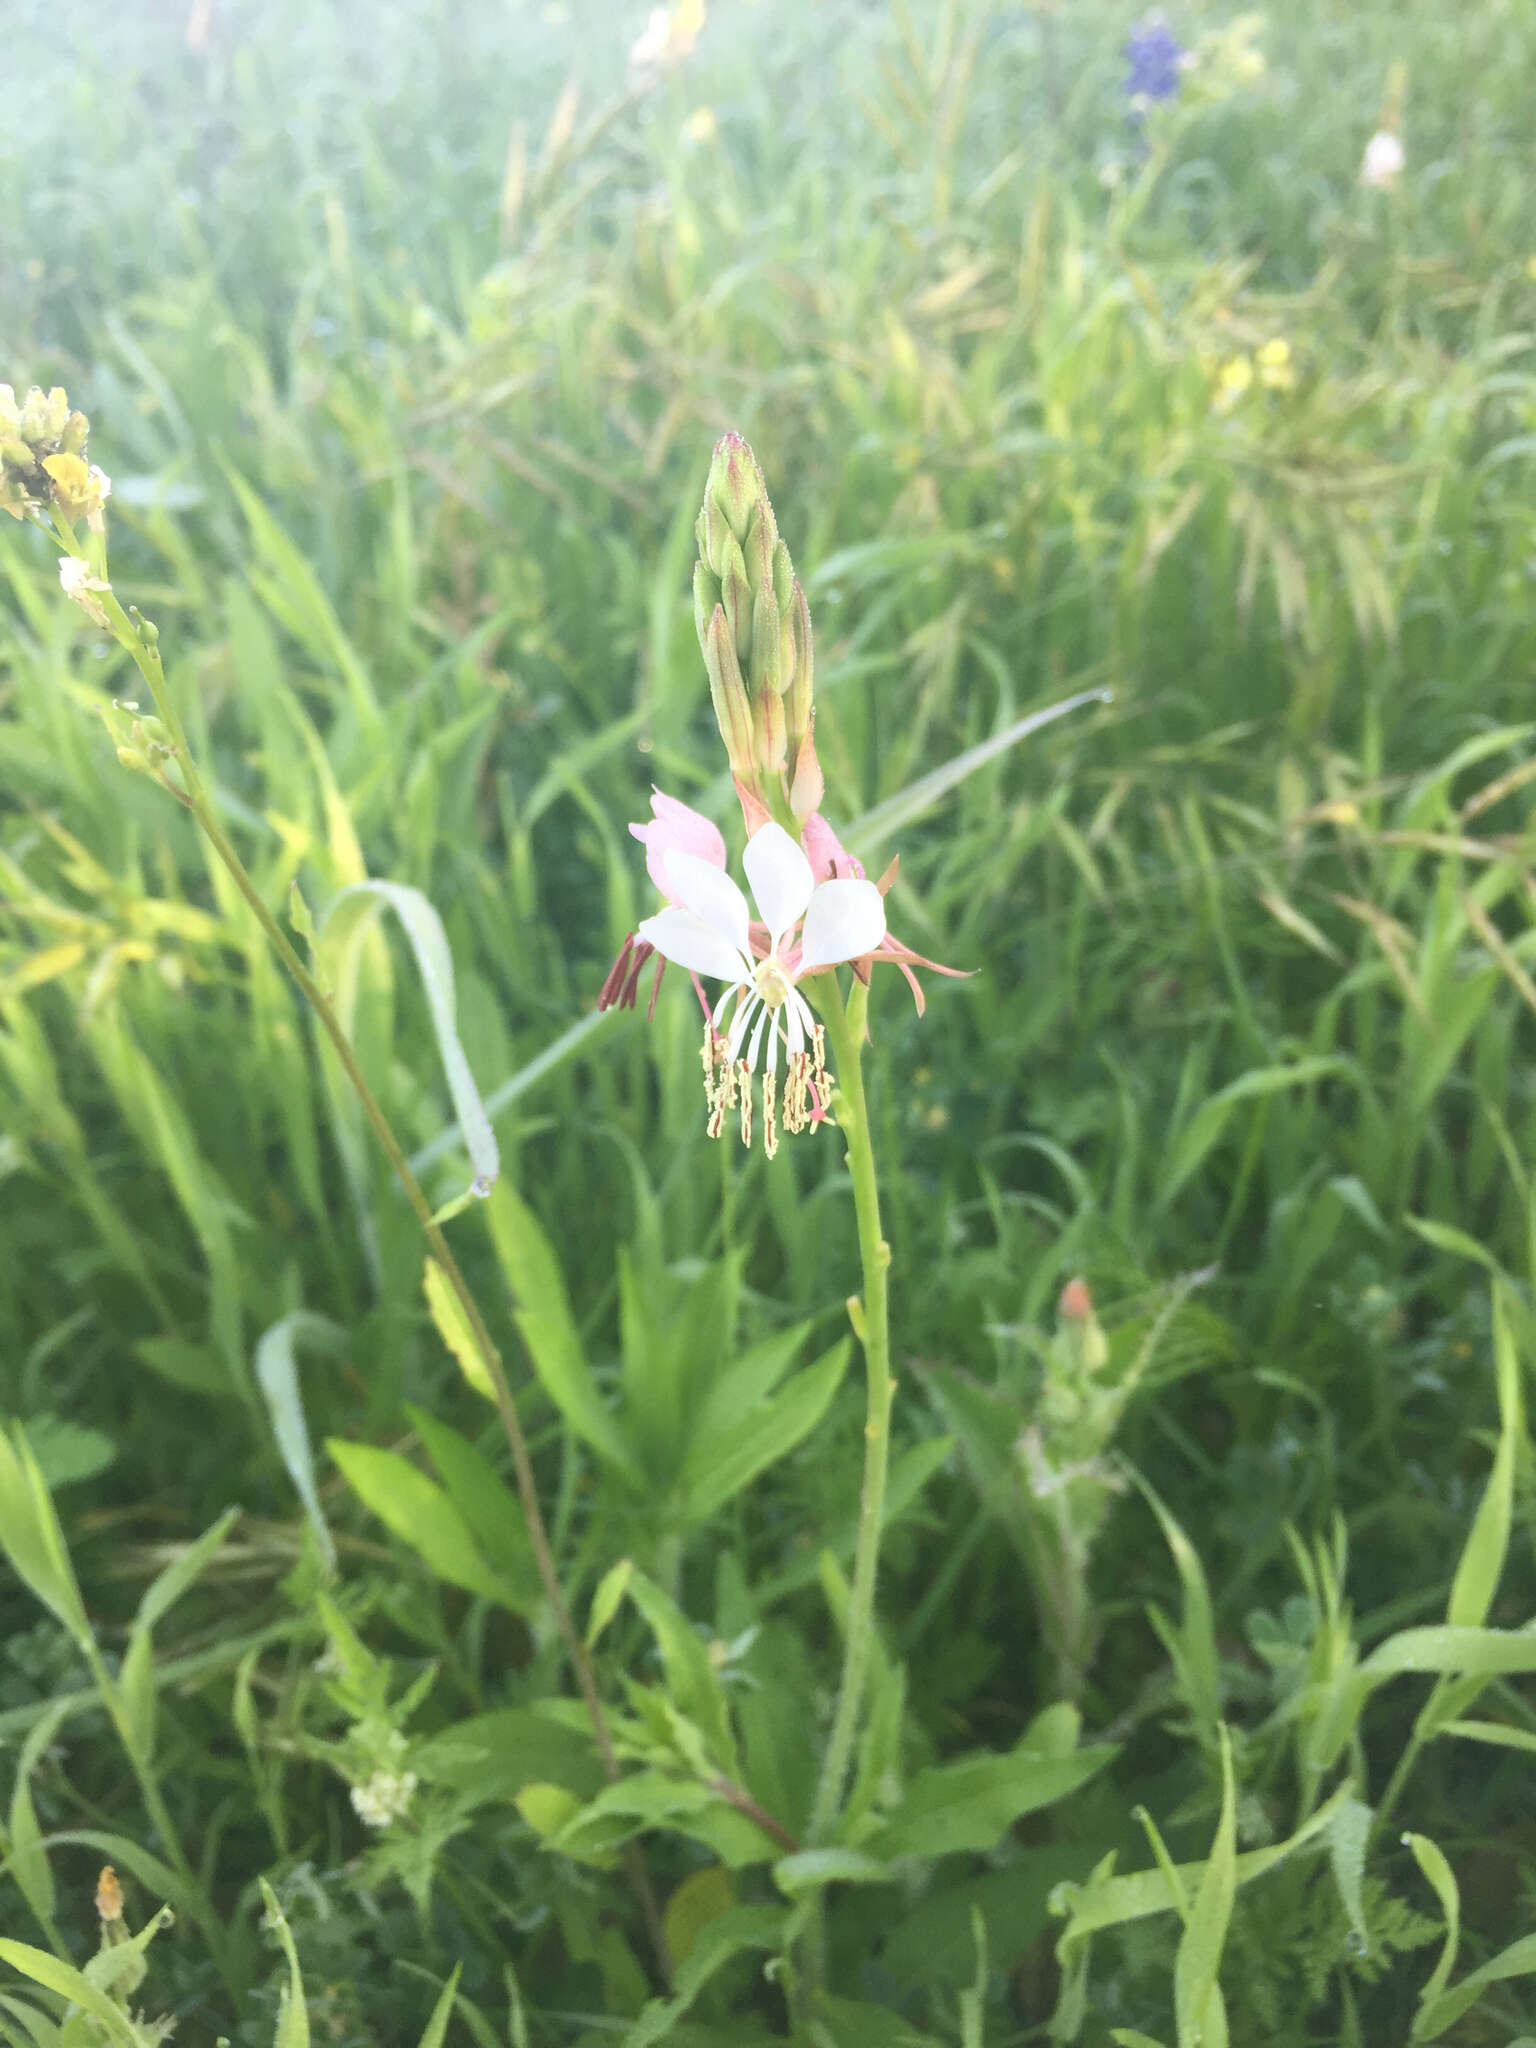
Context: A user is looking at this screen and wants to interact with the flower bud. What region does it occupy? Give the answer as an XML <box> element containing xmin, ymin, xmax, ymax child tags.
<box><xmin>720</xmin><ymin>533</ymin><xmax>752</xmax><ymax>664</ymax></box>
<box><xmin>788</xmin><ymin>723</ymin><xmax>824</xmax><ymax>821</ymax></box>
<box><xmin>702</xmin><ymin>603</ymin><xmax>757</xmax><ymax>784</ymax></box>
<box><xmin>752</xmin><ymin>670</ymin><xmax>786</xmax><ymax>773</ymax></box>
<box><xmin>1055</xmin><ymin>1277</ymin><xmax>1108</xmax><ymax>1377</ymax></box>
<box><xmin>706</xmin><ymin>430</ymin><xmax>761</xmax><ymax>540</ymax></box>
<box><xmin>750</xmin><ymin>583</ymin><xmax>782</xmax><ymax>700</ymax></box>
<box><xmin>19</xmin><ymin>386</ymin><xmax>67</xmax><ymax>443</ymax></box>
<box><xmin>693</xmin><ymin>432</ymin><xmax>822</xmax><ymax>827</ymax></box>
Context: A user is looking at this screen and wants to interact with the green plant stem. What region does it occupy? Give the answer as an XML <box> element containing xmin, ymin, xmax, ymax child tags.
<box><xmin>807</xmin><ymin>974</ymin><xmax>893</xmax><ymax>1845</ymax></box>
<box><xmin>95</xmin><ymin>585</ymin><xmax>670</xmax><ymax>1982</ymax></box>
<box><xmin>81</xmin><ymin>1638</ymin><xmax>225</xmax><ymax>1963</ymax></box>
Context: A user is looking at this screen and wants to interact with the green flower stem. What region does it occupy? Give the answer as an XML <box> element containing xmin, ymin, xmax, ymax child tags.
<box><xmin>93</xmin><ymin>585</ymin><xmax>670</xmax><ymax>1982</ymax></box>
<box><xmin>808</xmin><ymin>972</ymin><xmax>894</xmax><ymax>1844</ymax></box>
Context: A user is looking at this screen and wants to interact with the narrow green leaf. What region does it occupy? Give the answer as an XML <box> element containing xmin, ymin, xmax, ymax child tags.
<box><xmin>414</xmin><ymin>1965</ymin><xmax>462</xmax><ymax>2048</ymax></box>
<box><xmin>1134</xmin><ymin>1472</ymin><xmax>1221</xmax><ymax>1749</ymax></box>
<box><xmin>0</xmin><ymin>1943</ymin><xmax>135</xmax><ymax>2047</ymax></box>
<box><xmin>1405</xmin><ymin>1832</ymin><xmax>1460</xmax><ymax>2021</ymax></box>
<box><xmin>320</xmin><ymin>880</ymin><xmax>498</xmax><ymax>1206</ymax></box>
<box><xmin>136</xmin><ymin>1504</ymin><xmax>243</xmax><ymax>1631</ymax></box>
<box><xmin>1052</xmin><ymin>1780</ymin><xmax>1355</xmax><ymax>1950</ymax></box>
<box><xmin>483</xmin><ymin>1185</ymin><xmax>643</xmax><ymax>1485</ymax></box>
<box><xmin>772</xmin><ymin>1849</ymin><xmax>895</xmax><ymax>1895</ymax></box>
<box><xmin>405</xmin><ymin>1406</ymin><xmax>539</xmax><ymax>1612</ymax></box>
<box><xmin>1327</xmin><ymin>1799</ymin><xmax>1373</xmax><ymax>1954</ymax></box>
<box><xmin>255</xmin><ymin>1315</ymin><xmax>343</xmax><ymax>1574</ymax></box>
<box><xmin>1361</xmin><ymin>1625</ymin><xmax>1536</xmax><ymax>1680</ymax></box>
<box><xmin>423</xmin><ymin>1260</ymin><xmax>494</xmax><ymax>1403</ymax></box>
<box><xmin>1404</xmin><ymin>1216</ymin><xmax>1500</xmax><ymax>1274</ymax></box>
<box><xmin>1446</xmin><ymin>1281</ymin><xmax>1522</xmax><ymax>1628</ymax></box>
<box><xmin>6</xmin><ymin>1718</ymin><xmax>56</xmax><ymax>1937</ymax></box>
<box><xmin>118</xmin><ymin>1625</ymin><xmax>157</xmax><ymax>1763</ymax></box>
<box><xmin>586</xmin><ymin>1559</ymin><xmax>635</xmax><ymax>1650</ymax></box>
<box><xmin>865</xmin><ymin>1736</ymin><xmax>1117</xmax><ymax>1861</ymax></box>
<box><xmin>847</xmin><ymin>687</ymin><xmax>1113</xmax><ymax>852</ymax></box>
<box><xmin>327</xmin><ymin>1440</ymin><xmax>519</xmax><ymax>1607</ymax></box>
<box><xmin>0</xmin><ymin>1427</ymin><xmax>90</xmax><ymax>1648</ymax></box>
<box><xmin>1173</xmin><ymin>1726</ymin><xmax>1236</xmax><ymax>2048</ymax></box>
<box><xmin>681</xmin><ymin>1340</ymin><xmax>852</xmax><ymax>1523</ymax></box>
<box><xmin>1415</xmin><ymin>1932</ymin><xmax>1536</xmax><ymax>2041</ymax></box>
<box><xmin>258</xmin><ymin>1876</ymin><xmax>311</xmax><ymax>2048</ymax></box>
<box><xmin>624</xmin><ymin>1570</ymin><xmax>739</xmax><ymax>1775</ymax></box>
<box><xmin>1161</xmin><ymin>1060</ymin><xmax>1350</xmax><ymax>1207</ymax></box>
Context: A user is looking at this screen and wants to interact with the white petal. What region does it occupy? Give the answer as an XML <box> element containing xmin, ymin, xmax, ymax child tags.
<box><xmin>663</xmin><ymin>851</ymin><xmax>752</xmax><ymax>953</ymax></box>
<box><xmin>797</xmin><ymin>879</ymin><xmax>887</xmax><ymax>972</ymax></box>
<box><xmin>743</xmin><ymin>823</ymin><xmax>814</xmax><ymax>951</ymax></box>
<box><xmin>636</xmin><ymin>908</ymin><xmax>749</xmax><ymax>982</ymax></box>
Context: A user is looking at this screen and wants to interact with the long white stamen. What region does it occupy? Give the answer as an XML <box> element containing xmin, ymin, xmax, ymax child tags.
<box><xmin>728</xmin><ymin>994</ymin><xmax>760</xmax><ymax>1066</ymax></box>
<box><xmin>746</xmin><ymin>1004</ymin><xmax>770</xmax><ymax>1075</ymax></box>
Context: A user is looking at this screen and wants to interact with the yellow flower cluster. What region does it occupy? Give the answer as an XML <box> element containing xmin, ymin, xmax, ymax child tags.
<box><xmin>1204</xmin><ymin>337</ymin><xmax>1296</xmax><ymax>411</ymax></box>
<box><xmin>0</xmin><ymin>385</ymin><xmax>111</xmax><ymax>529</ymax></box>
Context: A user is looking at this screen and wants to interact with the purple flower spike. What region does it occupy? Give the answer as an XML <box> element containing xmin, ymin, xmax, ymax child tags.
<box><xmin>1124</xmin><ymin>12</ymin><xmax>1185</xmax><ymax>104</ymax></box>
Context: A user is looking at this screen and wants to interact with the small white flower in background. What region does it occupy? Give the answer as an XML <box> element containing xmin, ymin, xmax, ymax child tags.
<box><xmin>629</xmin><ymin>6</ymin><xmax>670</xmax><ymax>66</ymax></box>
<box><xmin>350</xmin><ymin>1767</ymin><xmax>418</xmax><ymax>1829</ymax></box>
<box><xmin>628</xmin><ymin>0</ymin><xmax>704</xmax><ymax>75</ymax></box>
<box><xmin>637</xmin><ymin>820</ymin><xmax>886</xmax><ymax>1156</ymax></box>
<box><xmin>59</xmin><ymin>555</ymin><xmax>110</xmax><ymax>628</ymax></box>
<box><xmin>1360</xmin><ymin>129</ymin><xmax>1405</xmax><ymax>189</ymax></box>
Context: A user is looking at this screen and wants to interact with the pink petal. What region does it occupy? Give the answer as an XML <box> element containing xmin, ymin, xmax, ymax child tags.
<box><xmin>629</xmin><ymin>788</ymin><xmax>726</xmax><ymax>900</ymax></box>
<box><xmin>801</xmin><ymin>811</ymin><xmax>866</xmax><ymax>883</ymax></box>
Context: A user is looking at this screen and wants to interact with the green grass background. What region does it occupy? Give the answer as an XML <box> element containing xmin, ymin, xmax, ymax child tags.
<box><xmin>2</xmin><ymin>0</ymin><xmax>1536</xmax><ymax>2041</ymax></box>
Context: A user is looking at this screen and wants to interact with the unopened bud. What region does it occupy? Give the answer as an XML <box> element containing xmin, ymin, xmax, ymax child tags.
<box><xmin>720</xmin><ymin>534</ymin><xmax>752</xmax><ymax>663</ymax></box>
<box><xmin>1059</xmin><ymin>1278</ymin><xmax>1093</xmax><ymax>1322</ymax></box>
<box><xmin>19</xmin><ymin>386</ymin><xmax>67</xmax><ymax>443</ymax></box>
<box><xmin>116</xmin><ymin>746</ymin><xmax>154</xmax><ymax>775</ymax></box>
<box><xmin>788</xmin><ymin>724</ymin><xmax>824</xmax><ymax>821</ymax></box>
<box><xmin>750</xmin><ymin>583</ymin><xmax>782</xmax><ymax>700</ymax></box>
<box><xmin>703</xmin><ymin>604</ymin><xmax>756</xmax><ymax>778</ymax></box>
<box><xmin>752</xmin><ymin>680</ymin><xmax>786</xmax><ymax>773</ymax></box>
<box><xmin>1056</xmin><ymin>1277</ymin><xmax>1108</xmax><ymax>1376</ymax></box>
<box><xmin>708</xmin><ymin>431</ymin><xmax>761</xmax><ymax>539</ymax></box>
<box><xmin>782</xmin><ymin>579</ymin><xmax>814</xmax><ymax>747</ymax></box>
<box><xmin>693</xmin><ymin>432</ymin><xmax>821</xmax><ymax>826</ymax></box>
<box><xmin>60</xmin><ymin>411</ymin><xmax>89</xmax><ymax>456</ymax></box>
<box><xmin>95</xmin><ymin>1866</ymin><xmax>125</xmax><ymax>1924</ymax></box>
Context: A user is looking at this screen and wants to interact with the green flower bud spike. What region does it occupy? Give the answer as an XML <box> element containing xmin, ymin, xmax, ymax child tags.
<box><xmin>693</xmin><ymin>432</ymin><xmax>821</xmax><ymax>831</ymax></box>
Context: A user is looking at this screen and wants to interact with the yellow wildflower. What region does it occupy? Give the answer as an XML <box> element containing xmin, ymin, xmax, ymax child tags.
<box><xmin>1256</xmin><ymin>338</ymin><xmax>1296</xmax><ymax>391</ymax></box>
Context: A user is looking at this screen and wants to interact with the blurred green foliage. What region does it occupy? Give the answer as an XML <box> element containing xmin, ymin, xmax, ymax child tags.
<box><xmin>3</xmin><ymin>0</ymin><xmax>1536</xmax><ymax>2041</ymax></box>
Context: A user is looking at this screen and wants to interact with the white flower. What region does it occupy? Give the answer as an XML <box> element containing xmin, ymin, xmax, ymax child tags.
<box><xmin>637</xmin><ymin>821</ymin><xmax>886</xmax><ymax>1152</ymax></box>
<box><xmin>350</xmin><ymin>1768</ymin><xmax>418</xmax><ymax>1829</ymax></box>
<box><xmin>629</xmin><ymin>7</ymin><xmax>670</xmax><ymax>66</ymax></box>
<box><xmin>1360</xmin><ymin>130</ymin><xmax>1405</xmax><ymax>190</ymax></box>
<box><xmin>59</xmin><ymin>554</ymin><xmax>110</xmax><ymax>627</ymax></box>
